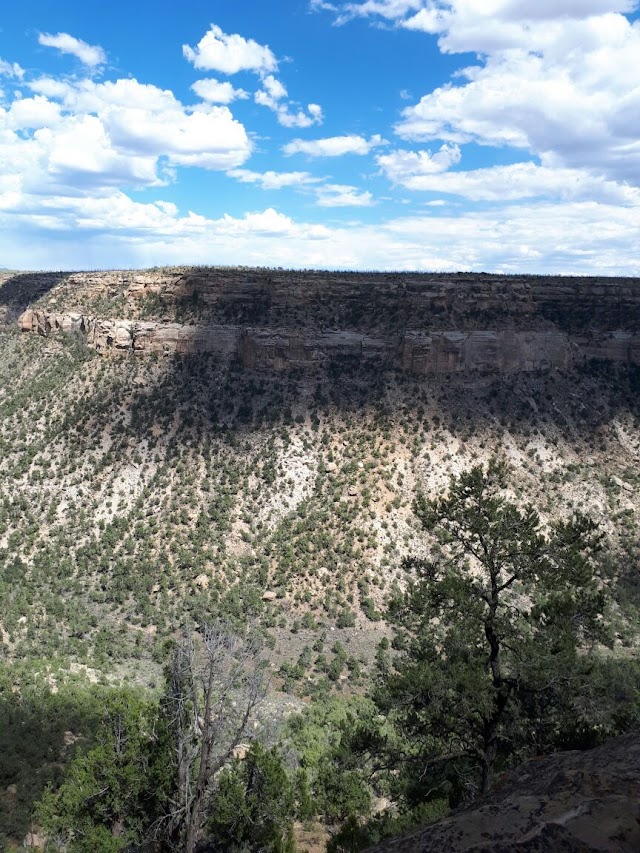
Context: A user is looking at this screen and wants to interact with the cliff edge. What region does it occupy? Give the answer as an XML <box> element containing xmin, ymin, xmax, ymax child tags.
<box><xmin>4</xmin><ymin>267</ymin><xmax>640</xmax><ymax>373</ymax></box>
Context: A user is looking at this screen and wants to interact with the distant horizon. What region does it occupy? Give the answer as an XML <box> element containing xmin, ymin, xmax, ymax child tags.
<box><xmin>4</xmin><ymin>265</ymin><xmax>640</xmax><ymax>281</ymax></box>
<box><xmin>1</xmin><ymin>1</ymin><xmax>639</xmax><ymax>274</ymax></box>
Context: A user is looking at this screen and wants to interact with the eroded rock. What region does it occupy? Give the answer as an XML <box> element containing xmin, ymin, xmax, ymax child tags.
<box><xmin>12</xmin><ymin>269</ymin><xmax>640</xmax><ymax>375</ymax></box>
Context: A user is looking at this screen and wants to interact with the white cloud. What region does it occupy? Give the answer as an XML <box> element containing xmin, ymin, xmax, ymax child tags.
<box><xmin>380</xmin><ymin>159</ymin><xmax>640</xmax><ymax>204</ymax></box>
<box><xmin>4</xmin><ymin>95</ymin><xmax>63</xmax><ymax>131</ymax></box>
<box><xmin>2</xmin><ymin>191</ymin><xmax>639</xmax><ymax>275</ymax></box>
<box><xmin>394</xmin><ymin>18</ymin><xmax>640</xmax><ymax>184</ymax></box>
<box><xmin>398</xmin><ymin>1</ymin><xmax>640</xmax><ymax>52</ymax></box>
<box><xmin>38</xmin><ymin>32</ymin><xmax>106</xmax><ymax>68</ymax></box>
<box><xmin>0</xmin><ymin>58</ymin><xmax>25</xmax><ymax>80</ymax></box>
<box><xmin>378</xmin><ymin>144</ymin><xmax>461</xmax><ymax>182</ymax></box>
<box><xmin>277</xmin><ymin>103</ymin><xmax>324</xmax><ymax>128</ymax></box>
<box><xmin>183</xmin><ymin>25</ymin><xmax>278</xmax><ymax>75</ymax></box>
<box><xmin>258</xmin><ymin>75</ymin><xmax>288</xmax><ymax>102</ymax></box>
<box><xmin>228</xmin><ymin>169</ymin><xmax>322</xmax><ymax>189</ymax></box>
<box><xmin>184</xmin><ymin>28</ymin><xmax>321</xmax><ymax>128</ymax></box>
<box><xmin>191</xmin><ymin>78</ymin><xmax>249</xmax><ymax>104</ymax></box>
<box><xmin>254</xmin><ymin>75</ymin><xmax>324</xmax><ymax>128</ymax></box>
<box><xmin>41</xmin><ymin>115</ymin><xmax>163</xmax><ymax>187</ymax></box>
<box><xmin>104</xmin><ymin>103</ymin><xmax>251</xmax><ymax>170</ymax></box>
<box><xmin>0</xmin><ymin>74</ymin><xmax>253</xmax><ymax>213</ymax></box>
<box><xmin>216</xmin><ymin>207</ymin><xmax>329</xmax><ymax>237</ymax></box>
<box><xmin>283</xmin><ymin>133</ymin><xmax>386</xmax><ymax>157</ymax></box>
<box><xmin>28</xmin><ymin>77</ymin><xmax>75</xmax><ymax>99</ymax></box>
<box><xmin>321</xmin><ymin>2</ymin><xmax>640</xmax><ymax>190</ymax></box>
<box><xmin>315</xmin><ymin>183</ymin><xmax>374</xmax><ymax>206</ymax></box>
<box><xmin>323</xmin><ymin>1</ymin><xmax>637</xmax><ymax>31</ymax></box>
<box><xmin>309</xmin><ymin>0</ymin><xmax>339</xmax><ymax>11</ymax></box>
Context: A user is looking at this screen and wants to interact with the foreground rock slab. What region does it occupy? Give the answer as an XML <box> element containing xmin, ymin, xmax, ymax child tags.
<box><xmin>368</xmin><ymin>734</ymin><xmax>640</xmax><ymax>852</ymax></box>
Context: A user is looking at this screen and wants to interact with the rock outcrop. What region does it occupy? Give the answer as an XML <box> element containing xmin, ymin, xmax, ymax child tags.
<box><xmin>368</xmin><ymin>734</ymin><xmax>640</xmax><ymax>853</ymax></box>
<box><xmin>7</xmin><ymin>268</ymin><xmax>640</xmax><ymax>374</ymax></box>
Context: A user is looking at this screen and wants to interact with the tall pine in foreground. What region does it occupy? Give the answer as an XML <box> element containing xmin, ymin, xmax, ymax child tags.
<box><xmin>377</xmin><ymin>459</ymin><xmax>610</xmax><ymax>798</ymax></box>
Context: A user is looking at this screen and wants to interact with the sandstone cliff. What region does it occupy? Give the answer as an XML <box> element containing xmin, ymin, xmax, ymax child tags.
<box><xmin>4</xmin><ymin>268</ymin><xmax>640</xmax><ymax>374</ymax></box>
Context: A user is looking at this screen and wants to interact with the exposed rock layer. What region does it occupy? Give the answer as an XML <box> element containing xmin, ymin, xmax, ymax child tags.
<box><xmin>7</xmin><ymin>268</ymin><xmax>640</xmax><ymax>374</ymax></box>
<box><xmin>368</xmin><ymin>734</ymin><xmax>640</xmax><ymax>853</ymax></box>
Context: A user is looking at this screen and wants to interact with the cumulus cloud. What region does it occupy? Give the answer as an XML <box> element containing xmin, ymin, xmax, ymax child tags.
<box><xmin>254</xmin><ymin>75</ymin><xmax>324</xmax><ymax>128</ymax></box>
<box><xmin>283</xmin><ymin>133</ymin><xmax>386</xmax><ymax>157</ymax></box>
<box><xmin>216</xmin><ymin>207</ymin><xmax>329</xmax><ymax>237</ymax></box>
<box><xmin>315</xmin><ymin>183</ymin><xmax>374</xmax><ymax>206</ymax></box>
<box><xmin>379</xmin><ymin>159</ymin><xmax>640</xmax><ymax>204</ymax></box>
<box><xmin>191</xmin><ymin>78</ymin><xmax>249</xmax><ymax>104</ymax></box>
<box><xmin>378</xmin><ymin>144</ymin><xmax>461</xmax><ymax>182</ymax></box>
<box><xmin>2</xmin><ymin>191</ymin><xmax>639</xmax><ymax>275</ymax></box>
<box><xmin>394</xmin><ymin>19</ymin><xmax>640</xmax><ymax>184</ymax></box>
<box><xmin>38</xmin><ymin>32</ymin><xmax>106</xmax><ymax>67</ymax></box>
<box><xmin>309</xmin><ymin>0</ymin><xmax>339</xmax><ymax>11</ymax></box>
<box><xmin>4</xmin><ymin>95</ymin><xmax>63</xmax><ymax>131</ymax></box>
<box><xmin>322</xmin><ymin>0</ymin><xmax>637</xmax><ymax>32</ymax></box>
<box><xmin>0</xmin><ymin>74</ymin><xmax>253</xmax><ymax>218</ymax></box>
<box><xmin>183</xmin><ymin>30</ymin><xmax>321</xmax><ymax>127</ymax></box>
<box><xmin>276</xmin><ymin>102</ymin><xmax>324</xmax><ymax>128</ymax></box>
<box><xmin>227</xmin><ymin>169</ymin><xmax>322</xmax><ymax>189</ymax></box>
<box><xmin>256</xmin><ymin>74</ymin><xmax>288</xmax><ymax>104</ymax></box>
<box><xmin>317</xmin><ymin>1</ymin><xmax>640</xmax><ymax>191</ymax></box>
<box><xmin>183</xmin><ymin>25</ymin><xmax>278</xmax><ymax>75</ymax></box>
<box><xmin>0</xmin><ymin>58</ymin><xmax>25</xmax><ymax>79</ymax></box>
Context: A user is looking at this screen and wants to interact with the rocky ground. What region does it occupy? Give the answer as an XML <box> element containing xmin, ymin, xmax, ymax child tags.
<box><xmin>368</xmin><ymin>734</ymin><xmax>640</xmax><ymax>852</ymax></box>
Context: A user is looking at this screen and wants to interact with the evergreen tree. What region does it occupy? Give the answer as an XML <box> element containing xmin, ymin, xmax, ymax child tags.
<box><xmin>206</xmin><ymin>742</ymin><xmax>296</xmax><ymax>852</ymax></box>
<box><xmin>377</xmin><ymin>460</ymin><xmax>610</xmax><ymax>797</ymax></box>
<box><xmin>36</xmin><ymin>691</ymin><xmax>172</xmax><ymax>852</ymax></box>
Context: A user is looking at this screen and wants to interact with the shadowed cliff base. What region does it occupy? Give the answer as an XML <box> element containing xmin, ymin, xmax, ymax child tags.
<box><xmin>0</xmin><ymin>271</ymin><xmax>68</xmax><ymax>324</ymax></box>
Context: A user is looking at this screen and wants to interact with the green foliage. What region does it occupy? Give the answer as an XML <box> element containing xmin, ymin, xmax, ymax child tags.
<box><xmin>36</xmin><ymin>690</ymin><xmax>171</xmax><ymax>853</ymax></box>
<box><xmin>378</xmin><ymin>460</ymin><xmax>615</xmax><ymax>796</ymax></box>
<box><xmin>315</xmin><ymin>764</ymin><xmax>371</xmax><ymax>822</ymax></box>
<box><xmin>326</xmin><ymin>801</ymin><xmax>449</xmax><ymax>853</ymax></box>
<box><xmin>0</xmin><ymin>669</ymin><xmax>107</xmax><ymax>847</ymax></box>
<box><xmin>287</xmin><ymin>695</ymin><xmax>375</xmax><ymax>823</ymax></box>
<box><xmin>206</xmin><ymin>743</ymin><xmax>296</xmax><ymax>852</ymax></box>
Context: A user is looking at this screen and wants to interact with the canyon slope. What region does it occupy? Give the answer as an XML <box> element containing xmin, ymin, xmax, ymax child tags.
<box><xmin>2</xmin><ymin>266</ymin><xmax>640</xmax><ymax>848</ymax></box>
<box><xmin>1</xmin><ymin>267</ymin><xmax>639</xmax><ymax>673</ymax></box>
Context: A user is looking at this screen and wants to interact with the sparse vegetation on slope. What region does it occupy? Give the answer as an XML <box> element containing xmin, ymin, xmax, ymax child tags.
<box><xmin>0</xmin><ymin>268</ymin><xmax>639</xmax><ymax>850</ymax></box>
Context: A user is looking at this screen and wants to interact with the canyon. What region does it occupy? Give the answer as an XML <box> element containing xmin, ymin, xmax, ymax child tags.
<box><xmin>2</xmin><ymin>267</ymin><xmax>640</xmax><ymax>850</ymax></box>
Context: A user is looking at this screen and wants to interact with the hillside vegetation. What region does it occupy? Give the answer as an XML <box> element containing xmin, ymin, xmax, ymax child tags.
<box><xmin>1</xmin><ymin>268</ymin><xmax>639</xmax><ymax>851</ymax></box>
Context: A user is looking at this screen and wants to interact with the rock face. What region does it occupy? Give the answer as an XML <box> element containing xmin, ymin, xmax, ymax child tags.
<box><xmin>7</xmin><ymin>268</ymin><xmax>640</xmax><ymax>374</ymax></box>
<box><xmin>368</xmin><ymin>734</ymin><xmax>640</xmax><ymax>853</ymax></box>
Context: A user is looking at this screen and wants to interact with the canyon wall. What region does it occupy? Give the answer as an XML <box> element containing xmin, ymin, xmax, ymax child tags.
<box><xmin>7</xmin><ymin>267</ymin><xmax>640</xmax><ymax>374</ymax></box>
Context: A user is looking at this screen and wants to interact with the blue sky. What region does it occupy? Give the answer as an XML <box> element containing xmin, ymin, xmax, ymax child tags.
<box><xmin>1</xmin><ymin>0</ymin><xmax>639</xmax><ymax>273</ymax></box>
